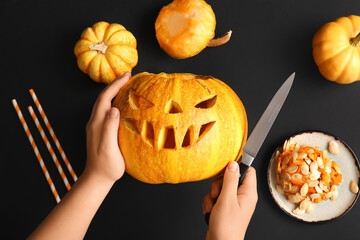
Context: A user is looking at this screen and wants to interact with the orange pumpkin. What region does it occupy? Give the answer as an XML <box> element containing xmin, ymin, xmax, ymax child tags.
<box><xmin>74</xmin><ymin>21</ymin><xmax>138</xmax><ymax>84</ymax></box>
<box><xmin>112</xmin><ymin>72</ymin><xmax>247</xmax><ymax>184</ymax></box>
<box><xmin>155</xmin><ymin>0</ymin><xmax>231</xmax><ymax>59</ymax></box>
<box><xmin>312</xmin><ymin>15</ymin><xmax>360</xmax><ymax>84</ymax></box>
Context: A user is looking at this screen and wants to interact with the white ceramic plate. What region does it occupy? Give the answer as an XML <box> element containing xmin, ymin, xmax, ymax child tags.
<box><xmin>268</xmin><ymin>131</ymin><xmax>360</xmax><ymax>222</ymax></box>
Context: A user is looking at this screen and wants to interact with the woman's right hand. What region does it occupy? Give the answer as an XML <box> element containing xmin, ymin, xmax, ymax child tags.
<box><xmin>202</xmin><ymin>161</ymin><xmax>258</xmax><ymax>240</ymax></box>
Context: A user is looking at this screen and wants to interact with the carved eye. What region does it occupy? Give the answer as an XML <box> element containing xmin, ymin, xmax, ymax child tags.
<box><xmin>195</xmin><ymin>95</ymin><xmax>217</xmax><ymax>109</ymax></box>
<box><xmin>129</xmin><ymin>89</ymin><xmax>154</xmax><ymax>110</ymax></box>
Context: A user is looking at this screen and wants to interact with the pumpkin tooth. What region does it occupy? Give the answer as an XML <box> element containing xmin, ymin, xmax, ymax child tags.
<box><xmin>181</xmin><ymin>126</ymin><xmax>194</xmax><ymax>148</ymax></box>
<box><xmin>159</xmin><ymin>125</ymin><xmax>176</xmax><ymax>149</ymax></box>
<box><xmin>142</xmin><ymin>121</ymin><xmax>155</xmax><ymax>146</ymax></box>
<box><xmin>197</xmin><ymin>121</ymin><xmax>216</xmax><ymax>142</ymax></box>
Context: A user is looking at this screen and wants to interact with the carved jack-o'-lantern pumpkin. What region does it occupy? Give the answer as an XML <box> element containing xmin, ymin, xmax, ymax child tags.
<box><xmin>112</xmin><ymin>72</ymin><xmax>247</xmax><ymax>184</ymax></box>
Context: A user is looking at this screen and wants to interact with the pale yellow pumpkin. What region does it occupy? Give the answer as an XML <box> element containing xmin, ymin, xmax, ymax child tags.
<box><xmin>112</xmin><ymin>72</ymin><xmax>247</xmax><ymax>184</ymax></box>
<box><xmin>313</xmin><ymin>15</ymin><xmax>360</xmax><ymax>84</ymax></box>
<box><xmin>74</xmin><ymin>21</ymin><xmax>138</xmax><ymax>84</ymax></box>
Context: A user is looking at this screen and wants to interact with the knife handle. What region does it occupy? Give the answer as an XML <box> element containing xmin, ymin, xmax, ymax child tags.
<box><xmin>238</xmin><ymin>162</ymin><xmax>250</xmax><ymax>186</ymax></box>
<box><xmin>204</xmin><ymin>162</ymin><xmax>250</xmax><ymax>225</ymax></box>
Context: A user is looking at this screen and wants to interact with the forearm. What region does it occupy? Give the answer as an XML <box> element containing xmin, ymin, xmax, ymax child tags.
<box><xmin>28</xmin><ymin>171</ymin><xmax>114</xmax><ymax>240</ymax></box>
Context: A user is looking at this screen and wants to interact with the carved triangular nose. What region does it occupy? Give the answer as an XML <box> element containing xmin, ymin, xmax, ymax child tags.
<box><xmin>165</xmin><ymin>100</ymin><xmax>183</xmax><ymax>113</ymax></box>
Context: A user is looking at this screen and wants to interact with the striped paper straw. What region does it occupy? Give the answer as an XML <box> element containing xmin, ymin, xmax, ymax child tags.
<box><xmin>29</xmin><ymin>89</ymin><xmax>78</xmax><ymax>182</ymax></box>
<box><xmin>28</xmin><ymin>106</ymin><xmax>71</xmax><ymax>191</ymax></box>
<box><xmin>12</xmin><ymin>99</ymin><xmax>61</xmax><ymax>203</ymax></box>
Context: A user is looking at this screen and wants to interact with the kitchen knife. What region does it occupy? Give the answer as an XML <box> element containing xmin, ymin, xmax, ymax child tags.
<box><xmin>205</xmin><ymin>72</ymin><xmax>295</xmax><ymax>225</ymax></box>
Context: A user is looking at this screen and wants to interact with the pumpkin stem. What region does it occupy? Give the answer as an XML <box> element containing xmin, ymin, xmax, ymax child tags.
<box><xmin>350</xmin><ymin>32</ymin><xmax>360</xmax><ymax>47</ymax></box>
<box><xmin>207</xmin><ymin>30</ymin><xmax>232</xmax><ymax>47</ymax></box>
<box><xmin>89</xmin><ymin>42</ymin><xmax>108</xmax><ymax>54</ymax></box>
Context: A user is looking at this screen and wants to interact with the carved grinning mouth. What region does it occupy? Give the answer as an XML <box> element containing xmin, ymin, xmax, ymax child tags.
<box><xmin>122</xmin><ymin>118</ymin><xmax>216</xmax><ymax>149</ymax></box>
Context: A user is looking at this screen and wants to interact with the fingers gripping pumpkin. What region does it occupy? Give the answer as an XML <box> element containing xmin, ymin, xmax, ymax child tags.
<box><xmin>74</xmin><ymin>21</ymin><xmax>138</xmax><ymax>84</ymax></box>
<box><xmin>112</xmin><ymin>73</ymin><xmax>247</xmax><ymax>184</ymax></box>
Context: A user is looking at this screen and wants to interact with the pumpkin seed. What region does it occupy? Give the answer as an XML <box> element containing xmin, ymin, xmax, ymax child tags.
<box><xmin>317</xmin><ymin>157</ymin><xmax>323</xmax><ymax>164</ymax></box>
<box><xmin>323</xmin><ymin>150</ymin><xmax>329</xmax><ymax>159</ymax></box>
<box><xmin>293</xmin><ymin>207</ymin><xmax>305</xmax><ymax>215</ymax></box>
<box><xmin>281</xmin><ymin>173</ymin><xmax>291</xmax><ymax>181</ymax></box>
<box><xmin>317</xmin><ymin>157</ymin><xmax>324</xmax><ymax>168</ymax></box>
<box><xmin>294</xmin><ymin>143</ymin><xmax>301</xmax><ymax>151</ymax></box>
<box><xmin>315</xmin><ymin>185</ymin><xmax>323</xmax><ymax>194</ymax></box>
<box><xmin>307</xmin><ymin>149</ymin><xmax>315</xmax><ymax>154</ymax></box>
<box><xmin>310</xmin><ymin>162</ymin><xmax>318</xmax><ymax>172</ymax></box>
<box><xmin>310</xmin><ymin>193</ymin><xmax>321</xmax><ymax>201</ymax></box>
<box><xmin>276</xmin><ymin>174</ymin><xmax>281</xmax><ymax>184</ymax></box>
<box><xmin>310</xmin><ymin>171</ymin><xmax>321</xmax><ymax>181</ymax></box>
<box><xmin>283</xmin><ymin>140</ymin><xmax>289</xmax><ymax>152</ymax></box>
<box><xmin>293</xmin><ymin>159</ymin><xmax>302</xmax><ymax>165</ymax></box>
<box><xmin>300</xmin><ymin>183</ymin><xmax>309</xmax><ymax>196</ymax></box>
<box><xmin>286</xmin><ymin>166</ymin><xmax>298</xmax><ymax>174</ymax></box>
<box><xmin>326</xmin><ymin>160</ymin><xmax>332</xmax><ymax>168</ymax></box>
<box><xmin>276</xmin><ymin>184</ymin><xmax>285</xmax><ymax>194</ymax></box>
<box><xmin>350</xmin><ymin>180</ymin><xmax>359</xmax><ymax>194</ymax></box>
<box><xmin>319</xmin><ymin>181</ymin><xmax>328</xmax><ymax>192</ymax></box>
<box><xmin>324</xmin><ymin>167</ymin><xmax>331</xmax><ymax>174</ymax></box>
<box><xmin>301</xmin><ymin>162</ymin><xmax>309</xmax><ymax>175</ymax></box>
<box><xmin>282</xmin><ymin>155</ymin><xmax>290</xmax><ymax>165</ymax></box>
<box><xmin>328</xmin><ymin>140</ymin><xmax>339</xmax><ymax>155</ymax></box>
<box><xmin>331</xmin><ymin>190</ymin><xmax>338</xmax><ymax>201</ymax></box>
<box><xmin>333</xmin><ymin>163</ymin><xmax>341</xmax><ymax>174</ymax></box>
<box><xmin>275</xmin><ymin>150</ymin><xmax>280</xmax><ymax>160</ymax></box>
<box><xmin>291</xmin><ymin>185</ymin><xmax>300</xmax><ymax>192</ymax></box>
<box><xmin>306</xmin><ymin>201</ymin><xmax>315</xmax><ymax>214</ymax></box>
<box><xmin>288</xmin><ymin>194</ymin><xmax>301</xmax><ymax>203</ymax></box>
<box><xmin>299</xmin><ymin>152</ymin><xmax>308</xmax><ymax>159</ymax></box>
<box><xmin>292</xmin><ymin>173</ymin><xmax>303</xmax><ymax>180</ymax></box>
<box><xmin>308</xmin><ymin>180</ymin><xmax>319</xmax><ymax>187</ymax></box>
<box><xmin>292</xmin><ymin>151</ymin><xmax>299</xmax><ymax>161</ymax></box>
<box><xmin>299</xmin><ymin>198</ymin><xmax>310</xmax><ymax>210</ymax></box>
<box><xmin>305</xmin><ymin>158</ymin><xmax>312</xmax><ymax>165</ymax></box>
<box><xmin>325</xmin><ymin>192</ymin><xmax>333</xmax><ymax>199</ymax></box>
<box><xmin>283</xmin><ymin>182</ymin><xmax>292</xmax><ymax>192</ymax></box>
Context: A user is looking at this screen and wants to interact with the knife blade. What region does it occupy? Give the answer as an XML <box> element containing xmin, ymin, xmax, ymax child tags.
<box><xmin>205</xmin><ymin>72</ymin><xmax>295</xmax><ymax>225</ymax></box>
<box><xmin>238</xmin><ymin>72</ymin><xmax>295</xmax><ymax>183</ymax></box>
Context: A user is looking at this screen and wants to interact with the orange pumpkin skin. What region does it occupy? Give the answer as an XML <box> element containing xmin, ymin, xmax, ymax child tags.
<box><xmin>113</xmin><ymin>72</ymin><xmax>247</xmax><ymax>184</ymax></box>
<box><xmin>312</xmin><ymin>15</ymin><xmax>360</xmax><ymax>84</ymax></box>
<box><xmin>74</xmin><ymin>21</ymin><xmax>138</xmax><ymax>84</ymax></box>
<box><xmin>155</xmin><ymin>0</ymin><xmax>216</xmax><ymax>59</ymax></box>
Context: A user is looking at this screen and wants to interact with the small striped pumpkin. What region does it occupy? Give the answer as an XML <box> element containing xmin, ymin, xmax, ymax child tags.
<box><xmin>74</xmin><ymin>21</ymin><xmax>138</xmax><ymax>84</ymax></box>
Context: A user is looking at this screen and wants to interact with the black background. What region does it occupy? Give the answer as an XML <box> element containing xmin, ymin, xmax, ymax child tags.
<box><xmin>1</xmin><ymin>0</ymin><xmax>360</xmax><ymax>239</ymax></box>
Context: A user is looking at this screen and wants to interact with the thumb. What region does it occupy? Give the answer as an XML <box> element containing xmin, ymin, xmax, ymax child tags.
<box><xmin>99</xmin><ymin>107</ymin><xmax>120</xmax><ymax>150</ymax></box>
<box><xmin>218</xmin><ymin>161</ymin><xmax>240</xmax><ymax>201</ymax></box>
